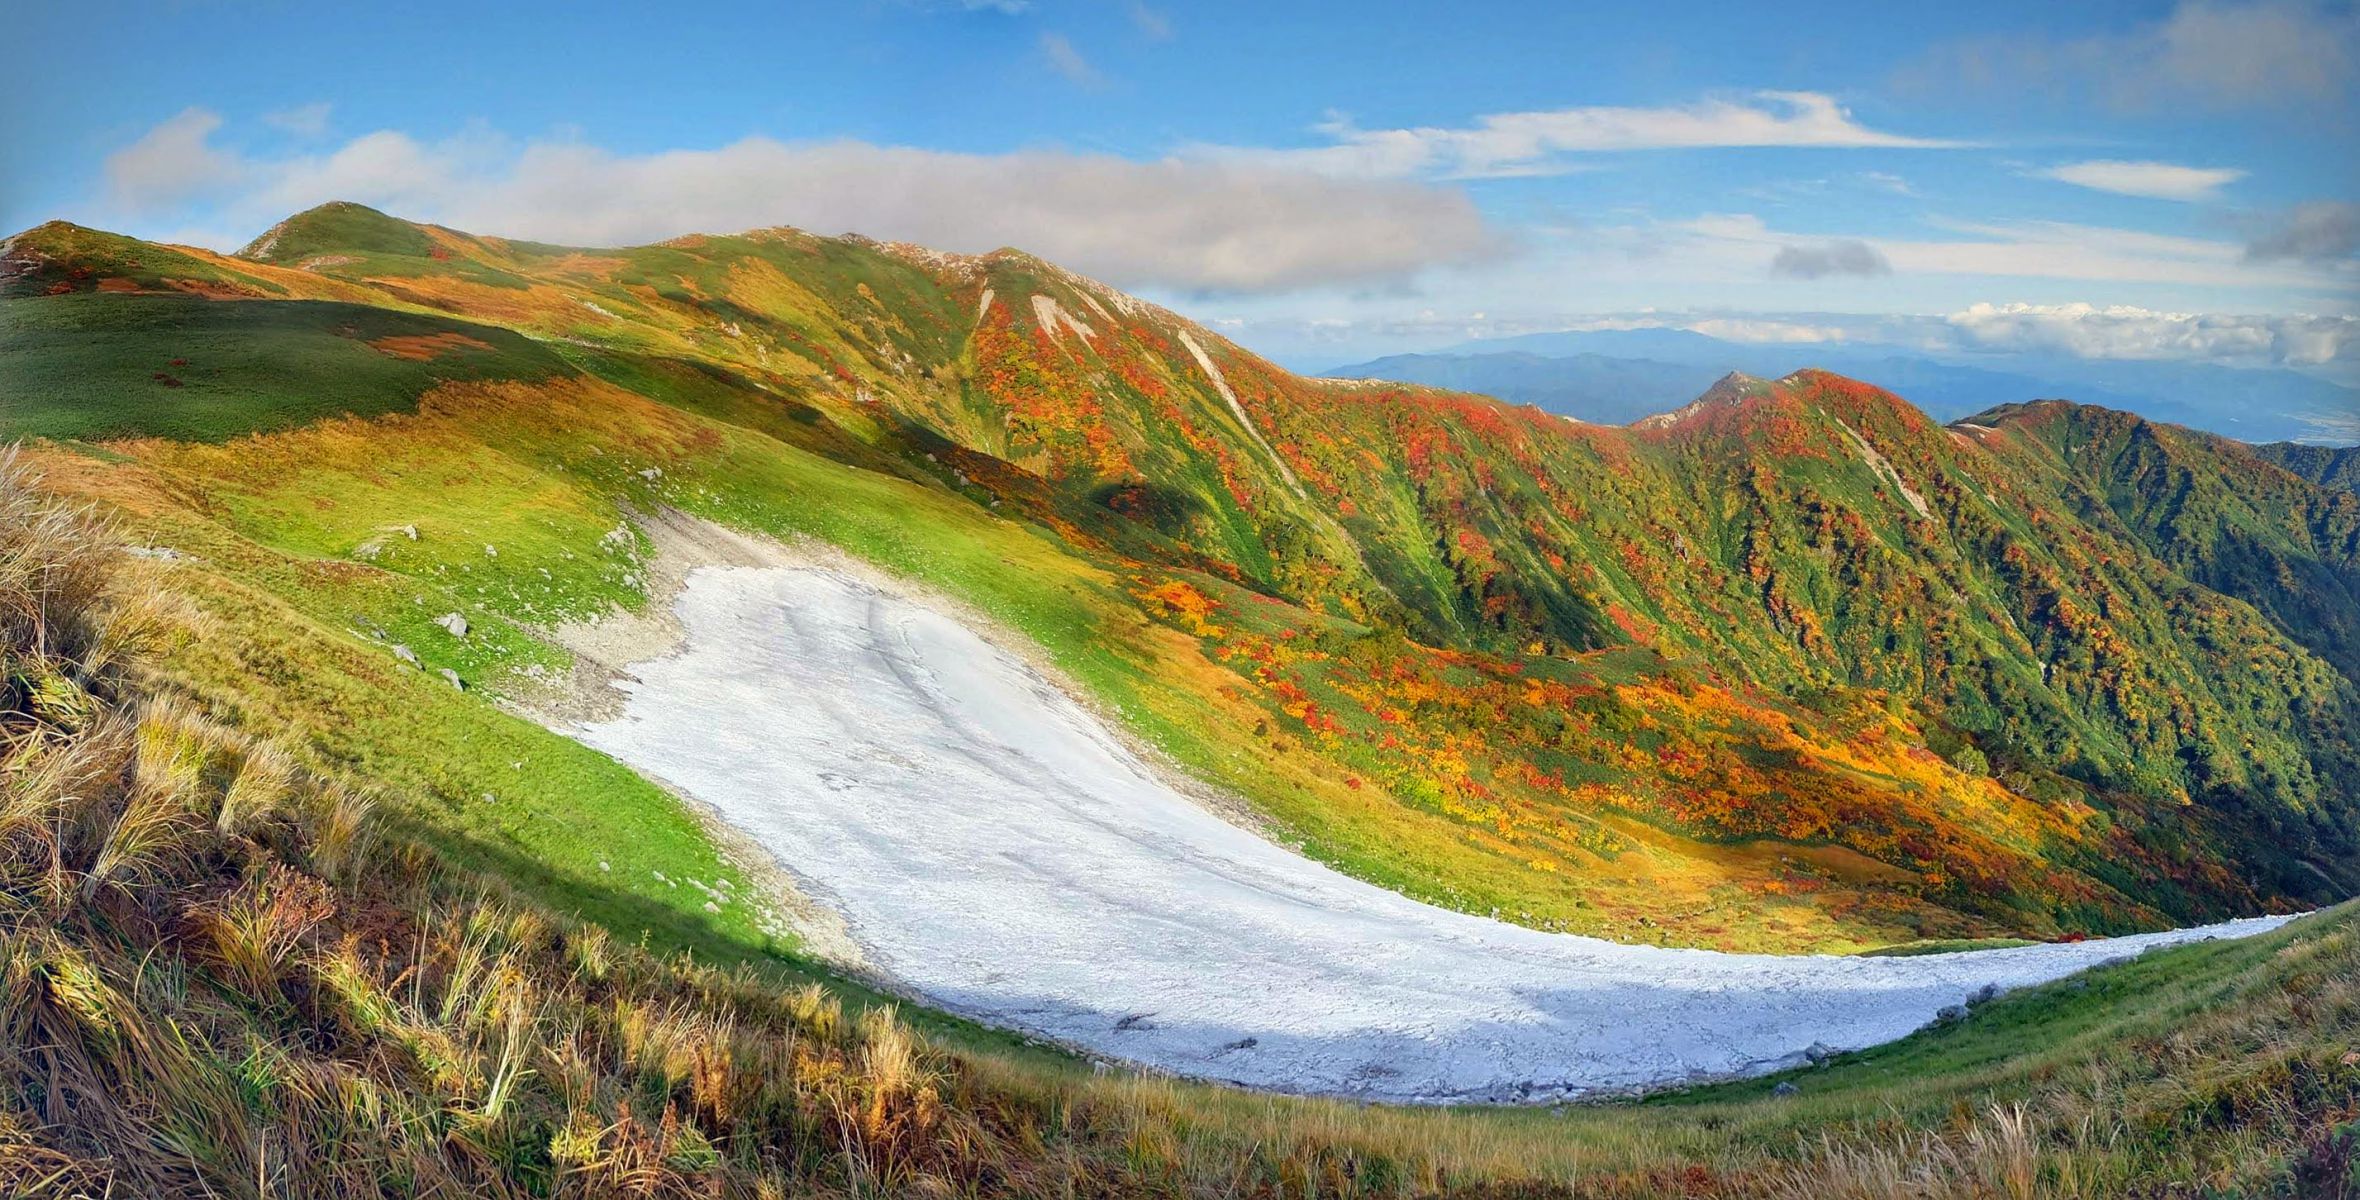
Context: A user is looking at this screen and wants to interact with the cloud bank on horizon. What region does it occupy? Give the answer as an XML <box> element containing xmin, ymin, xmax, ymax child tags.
<box><xmin>5</xmin><ymin>0</ymin><xmax>2354</xmax><ymax>375</ymax></box>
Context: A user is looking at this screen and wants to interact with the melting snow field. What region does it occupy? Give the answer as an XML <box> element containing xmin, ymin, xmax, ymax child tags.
<box><xmin>568</xmin><ymin>564</ymin><xmax>2299</xmax><ymax>1103</ymax></box>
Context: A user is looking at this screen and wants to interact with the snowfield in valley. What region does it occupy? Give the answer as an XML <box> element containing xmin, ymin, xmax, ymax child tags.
<box><xmin>566</xmin><ymin>563</ymin><xmax>2299</xmax><ymax>1104</ymax></box>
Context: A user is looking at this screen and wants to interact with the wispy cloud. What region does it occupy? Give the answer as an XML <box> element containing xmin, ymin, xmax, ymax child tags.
<box><xmin>1902</xmin><ymin>0</ymin><xmax>2359</xmax><ymax>112</ymax></box>
<box><xmin>1039</xmin><ymin>33</ymin><xmax>1103</xmax><ymax>88</ymax></box>
<box><xmin>1229</xmin><ymin>306</ymin><xmax>2356</xmax><ymax>367</ymax></box>
<box><xmin>1562</xmin><ymin>209</ymin><xmax>2350</xmax><ymax>295</ymax></box>
<box><xmin>1859</xmin><ymin>171</ymin><xmax>1917</xmax><ymax>197</ymax></box>
<box><xmin>1196</xmin><ymin>91</ymin><xmax>1971</xmax><ymax>180</ymax></box>
<box><xmin>261</xmin><ymin>102</ymin><xmax>333</xmax><ymax>138</ymax></box>
<box><xmin>1883</xmin><ymin>218</ymin><xmax>2344</xmax><ymax>289</ymax></box>
<box><xmin>2033</xmin><ymin>159</ymin><xmax>2246</xmax><ymax>202</ymax></box>
<box><xmin>94</xmin><ymin>110</ymin><xmax>1502</xmax><ymax>294</ymax></box>
<box><xmin>1127</xmin><ymin>1</ymin><xmax>1171</xmax><ymax>40</ymax></box>
<box><xmin>2244</xmin><ymin>201</ymin><xmax>2360</xmax><ymax>262</ymax></box>
<box><xmin>1947</xmin><ymin>301</ymin><xmax>2355</xmax><ymax>364</ymax></box>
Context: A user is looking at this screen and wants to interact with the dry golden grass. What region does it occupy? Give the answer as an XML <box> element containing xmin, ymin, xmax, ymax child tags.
<box><xmin>0</xmin><ymin>448</ymin><xmax>2353</xmax><ymax>1198</ymax></box>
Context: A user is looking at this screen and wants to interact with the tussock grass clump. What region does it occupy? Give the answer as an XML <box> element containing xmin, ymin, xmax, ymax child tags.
<box><xmin>0</xmin><ymin>447</ymin><xmax>2354</xmax><ymax>1198</ymax></box>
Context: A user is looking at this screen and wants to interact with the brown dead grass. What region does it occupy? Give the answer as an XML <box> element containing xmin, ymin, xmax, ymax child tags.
<box><xmin>366</xmin><ymin>330</ymin><xmax>495</xmax><ymax>361</ymax></box>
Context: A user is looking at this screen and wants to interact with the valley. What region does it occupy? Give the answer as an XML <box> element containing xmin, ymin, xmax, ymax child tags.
<box><xmin>1</xmin><ymin>202</ymin><xmax>2354</xmax><ymax>1196</ymax></box>
<box><xmin>4</xmin><ymin>205</ymin><xmax>2355</xmax><ymax>961</ymax></box>
<box><xmin>558</xmin><ymin>532</ymin><xmax>2299</xmax><ymax>1102</ymax></box>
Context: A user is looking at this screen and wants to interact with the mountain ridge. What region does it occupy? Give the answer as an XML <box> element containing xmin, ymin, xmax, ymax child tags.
<box><xmin>4</xmin><ymin>202</ymin><xmax>2355</xmax><ymax>952</ymax></box>
<box><xmin>1325</xmin><ymin>330</ymin><xmax>2360</xmax><ymax>446</ymax></box>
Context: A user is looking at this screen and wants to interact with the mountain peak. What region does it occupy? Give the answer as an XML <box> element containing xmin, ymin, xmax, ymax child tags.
<box><xmin>1631</xmin><ymin>370</ymin><xmax>1775</xmax><ymax>429</ymax></box>
<box><xmin>1707</xmin><ymin>369</ymin><xmax>1766</xmax><ymax>395</ymax></box>
<box><xmin>239</xmin><ymin>201</ymin><xmax>435</xmax><ymax>264</ymax></box>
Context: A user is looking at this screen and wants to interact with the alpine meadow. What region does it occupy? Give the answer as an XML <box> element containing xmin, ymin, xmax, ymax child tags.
<box><xmin>2</xmin><ymin>2</ymin><xmax>2358</xmax><ymax>1197</ymax></box>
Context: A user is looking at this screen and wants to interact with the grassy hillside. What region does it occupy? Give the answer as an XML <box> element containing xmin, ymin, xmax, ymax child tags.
<box><xmin>2</xmin><ymin>460</ymin><xmax>2354</xmax><ymax>1197</ymax></box>
<box><xmin>2</xmin><ymin>206</ymin><xmax>2355</xmax><ymax>956</ymax></box>
<box><xmin>0</xmin><ymin>293</ymin><xmax>566</xmax><ymax>442</ymax></box>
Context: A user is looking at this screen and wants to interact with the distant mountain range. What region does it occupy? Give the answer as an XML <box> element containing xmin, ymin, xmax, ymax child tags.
<box><xmin>1327</xmin><ymin>327</ymin><xmax>2360</xmax><ymax>446</ymax></box>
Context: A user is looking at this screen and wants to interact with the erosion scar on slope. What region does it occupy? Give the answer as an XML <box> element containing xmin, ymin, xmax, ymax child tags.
<box><xmin>558</xmin><ymin>547</ymin><xmax>2303</xmax><ymax>1105</ymax></box>
<box><xmin>1177</xmin><ymin>329</ymin><xmax>1307</xmax><ymax>500</ymax></box>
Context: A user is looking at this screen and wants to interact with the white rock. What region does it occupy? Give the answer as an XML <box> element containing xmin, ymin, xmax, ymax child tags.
<box><xmin>434</xmin><ymin>612</ymin><xmax>469</xmax><ymax>638</ymax></box>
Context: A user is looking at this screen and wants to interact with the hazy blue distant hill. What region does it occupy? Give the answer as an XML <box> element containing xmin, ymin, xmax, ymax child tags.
<box><xmin>1327</xmin><ymin>351</ymin><xmax>1724</xmax><ymax>424</ymax></box>
<box><xmin>1328</xmin><ymin>329</ymin><xmax>2360</xmax><ymax>444</ymax></box>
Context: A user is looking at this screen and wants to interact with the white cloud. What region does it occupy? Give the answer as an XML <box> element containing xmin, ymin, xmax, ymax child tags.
<box><xmin>261</xmin><ymin>102</ymin><xmax>333</xmax><ymax>138</ymax></box>
<box><xmin>95</xmin><ymin>112</ymin><xmax>1499</xmax><ymax>294</ymax></box>
<box><xmin>1038</xmin><ymin>32</ymin><xmax>1103</xmax><ymax>88</ymax></box>
<box><xmin>103</xmin><ymin>108</ymin><xmax>245</xmax><ymax>213</ymax></box>
<box><xmin>1946</xmin><ymin>301</ymin><xmax>2357</xmax><ymax>364</ymax></box>
<box><xmin>1881</xmin><ymin>218</ymin><xmax>2339</xmax><ymax>290</ymax></box>
<box><xmin>1200</xmin><ymin>91</ymin><xmax>1968</xmax><ymax>180</ymax></box>
<box><xmin>1469</xmin><ymin>209</ymin><xmax>2358</xmax><ymax>314</ymax></box>
<box><xmin>1685</xmin><ymin>317</ymin><xmax>1852</xmax><ymax>343</ymax></box>
<box><xmin>2033</xmin><ymin>159</ymin><xmax>2246</xmax><ymax>202</ymax></box>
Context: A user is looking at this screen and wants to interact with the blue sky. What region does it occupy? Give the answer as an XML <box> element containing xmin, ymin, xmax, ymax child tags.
<box><xmin>4</xmin><ymin>0</ymin><xmax>2355</xmax><ymax>372</ymax></box>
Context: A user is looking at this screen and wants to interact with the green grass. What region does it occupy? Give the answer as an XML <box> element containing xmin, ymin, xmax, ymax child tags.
<box><xmin>0</xmin><ymin>220</ymin><xmax>283</xmax><ymax>298</ymax></box>
<box><xmin>9</xmin><ymin>449</ymin><xmax>2355</xmax><ymax>1195</ymax></box>
<box><xmin>242</xmin><ymin>200</ymin><xmax>438</xmax><ymax>262</ymax></box>
<box><xmin>12</xmin><ymin>211</ymin><xmax>2355</xmax><ymax>954</ymax></box>
<box><xmin>0</xmin><ymin>293</ymin><xmax>565</xmax><ymax>442</ymax></box>
<box><xmin>1857</xmin><ymin>936</ymin><xmax>2042</xmax><ymax>957</ymax></box>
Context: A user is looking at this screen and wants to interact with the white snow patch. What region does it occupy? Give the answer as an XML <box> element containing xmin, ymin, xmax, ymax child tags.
<box><xmin>1175</xmin><ymin>330</ymin><xmax>1306</xmax><ymax>500</ymax></box>
<box><xmin>974</xmin><ymin>287</ymin><xmax>994</xmax><ymax>324</ymax></box>
<box><xmin>567</xmin><ymin>565</ymin><xmax>2301</xmax><ymax>1104</ymax></box>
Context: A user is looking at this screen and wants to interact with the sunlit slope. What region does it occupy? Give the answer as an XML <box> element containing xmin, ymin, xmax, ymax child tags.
<box><xmin>3</xmin><ymin>204</ymin><xmax>2354</xmax><ymax>952</ymax></box>
<box><xmin>6</xmin><ymin>459</ymin><xmax>2352</xmax><ymax>1194</ymax></box>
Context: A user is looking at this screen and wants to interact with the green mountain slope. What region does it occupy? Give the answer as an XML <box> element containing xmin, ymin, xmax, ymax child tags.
<box><xmin>6</xmin><ymin>460</ymin><xmax>2353</xmax><ymax>1197</ymax></box>
<box><xmin>2257</xmin><ymin>440</ymin><xmax>2360</xmax><ymax>493</ymax></box>
<box><xmin>3</xmin><ymin>204</ymin><xmax>2354</xmax><ymax>953</ymax></box>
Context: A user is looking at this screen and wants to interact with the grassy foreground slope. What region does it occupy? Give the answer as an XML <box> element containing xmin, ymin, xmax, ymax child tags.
<box><xmin>1</xmin><ymin>459</ymin><xmax>2354</xmax><ymax>1198</ymax></box>
<box><xmin>2</xmin><ymin>207</ymin><xmax>2356</xmax><ymax>956</ymax></box>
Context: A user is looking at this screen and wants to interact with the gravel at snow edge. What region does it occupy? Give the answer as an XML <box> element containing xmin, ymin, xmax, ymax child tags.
<box><xmin>564</xmin><ymin>563</ymin><xmax>2301</xmax><ymax>1105</ymax></box>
